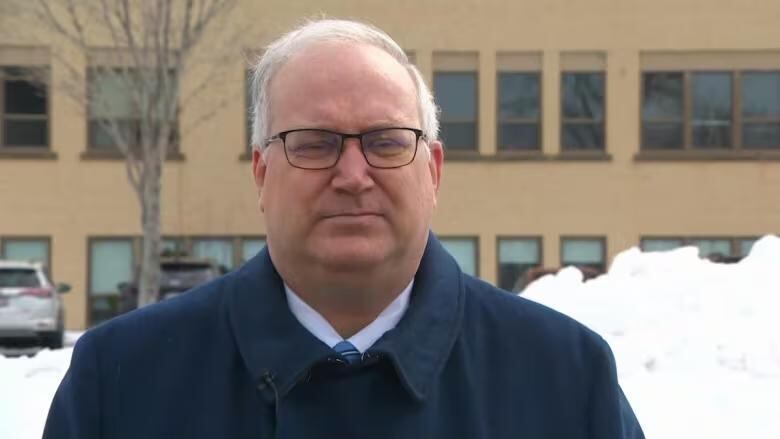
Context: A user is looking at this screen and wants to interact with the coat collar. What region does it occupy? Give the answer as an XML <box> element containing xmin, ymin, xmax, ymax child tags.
<box><xmin>227</xmin><ymin>233</ymin><xmax>465</xmax><ymax>402</ymax></box>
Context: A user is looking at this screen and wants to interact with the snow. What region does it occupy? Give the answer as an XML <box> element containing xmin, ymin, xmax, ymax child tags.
<box><xmin>1</xmin><ymin>236</ymin><xmax>779</xmax><ymax>438</ymax></box>
<box><xmin>0</xmin><ymin>333</ymin><xmax>81</xmax><ymax>439</ymax></box>
<box><xmin>523</xmin><ymin>235</ymin><xmax>780</xmax><ymax>438</ymax></box>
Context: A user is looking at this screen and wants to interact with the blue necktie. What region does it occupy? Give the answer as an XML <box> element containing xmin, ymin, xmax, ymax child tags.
<box><xmin>333</xmin><ymin>340</ymin><xmax>361</xmax><ymax>364</ymax></box>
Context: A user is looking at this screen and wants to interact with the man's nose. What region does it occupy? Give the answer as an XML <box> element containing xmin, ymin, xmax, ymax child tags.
<box><xmin>330</xmin><ymin>139</ymin><xmax>375</xmax><ymax>193</ymax></box>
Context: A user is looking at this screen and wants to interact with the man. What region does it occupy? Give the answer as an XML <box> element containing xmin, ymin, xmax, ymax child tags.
<box><xmin>44</xmin><ymin>19</ymin><xmax>644</xmax><ymax>438</ymax></box>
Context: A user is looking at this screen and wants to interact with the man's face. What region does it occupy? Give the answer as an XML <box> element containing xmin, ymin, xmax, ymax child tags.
<box><xmin>252</xmin><ymin>42</ymin><xmax>443</xmax><ymax>275</ymax></box>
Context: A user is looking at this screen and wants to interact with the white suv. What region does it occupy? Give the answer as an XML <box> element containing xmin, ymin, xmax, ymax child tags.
<box><xmin>0</xmin><ymin>260</ymin><xmax>70</xmax><ymax>349</ymax></box>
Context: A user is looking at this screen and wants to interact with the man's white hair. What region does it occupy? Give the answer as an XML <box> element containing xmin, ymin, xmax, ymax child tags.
<box><xmin>249</xmin><ymin>18</ymin><xmax>439</xmax><ymax>154</ymax></box>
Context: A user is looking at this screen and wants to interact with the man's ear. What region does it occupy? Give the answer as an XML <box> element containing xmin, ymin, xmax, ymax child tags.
<box><xmin>427</xmin><ymin>140</ymin><xmax>444</xmax><ymax>196</ymax></box>
<box><xmin>252</xmin><ymin>148</ymin><xmax>267</xmax><ymax>211</ymax></box>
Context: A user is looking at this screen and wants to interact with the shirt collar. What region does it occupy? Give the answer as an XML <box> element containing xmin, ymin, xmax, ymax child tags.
<box><xmin>227</xmin><ymin>233</ymin><xmax>465</xmax><ymax>402</ymax></box>
<box><xmin>284</xmin><ymin>280</ymin><xmax>413</xmax><ymax>353</ymax></box>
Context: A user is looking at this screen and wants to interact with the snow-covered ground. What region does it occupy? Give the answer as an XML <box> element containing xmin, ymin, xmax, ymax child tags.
<box><xmin>0</xmin><ymin>332</ymin><xmax>81</xmax><ymax>439</ymax></box>
<box><xmin>524</xmin><ymin>235</ymin><xmax>780</xmax><ymax>438</ymax></box>
<box><xmin>1</xmin><ymin>236</ymin><xmax>779</xmax><ymax>438</ymax></box>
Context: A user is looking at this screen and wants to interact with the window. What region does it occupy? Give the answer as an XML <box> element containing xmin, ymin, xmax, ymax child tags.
<box><xmin>497</xmin><ymin>238</ymin><xmax>541</xmax><ymax>292</ymax></box>
<box><xmin>193</xmin><ymin>239</ymin><xmax>234</xmax><ymax>270</ymax></box>
<box><xmin>739</xmin><ymin>238</ymin><xmax>757</xmax><ymax>257</ymax></box>
<box><xmin>88</xmin><ymin>68</ymin><xmax>178</xmax><ymax>151</ymax></box>
<box><xmin>640</xmin><ymin>238</ymin><xmax>684</xmax><ymax>252</ymax></box>
<box><xmin>692</xmin><ymin>73</ymin><xmax>732</xmax><ymax>148</ymax></box>
<box><xmin>642</xmin><ymin>72</ymin><xmax>684</xmax><ymax>149</ymax></box>
<box><xmin>561</xmin><ymin>72</ymin><xmax>605</xmax><ymax>150</ymax></box>
<box><xmin>241</xmin><ymin>238</ymin><xmax>265</xmax><ymax>263</ymax></box>
<box><xmin>689</xmin><ymin>238</ymin><xmax>732</xmax><ymax>259</ymax></box>
<box><xmin>497</xmin><ymin>72</ymin><xmax>540</xmax><ymax>150</ymax></box>
<box><xmin>89</xmin><ymin>239</ymin><xmax>134</xmax><ymax>325</ymax></box>
<box><xmin>1</xmin><ymin>237</ymin><xmax>50</xmax><ymax>270</ymax></box>
<box><xmin>246</xmin><ymin>70</ymin><xmax>253</xmax><ymax>153</ymax></box>
<box><xmin>161</xmin><ymin>237</ymin><xmax>186</xmax><ymax>257</ymax></box>
<box><xmin>1</xmin><ymin>67</ymin><xmax>48</xmax><ymax>149</ymax></box>
<box><xmin>742</xmin><ymin>72</ymin><xmax>780</xmax><ymax>148</ymax></box>
<box><xmin>434</xmin><ymin>72</ymin><xmax>478</xmax><ymax>150</ymax></box>
<box><xmin>642</xmin><ymin>70</ymin><xmax>780</xmax><ymax>150</ymax></box>
<box><xmin>561</xmin><ymin>237</ymin><xmax>606</xmax><ymax>274</ymax></box>
<box><xmin>440</xmin><ymin>237</ymin><xmax>478</xmax><ymax>276</ymax></box>
<box><xmin>640</xmin><ymin>236</ymin><xmax>761</xmax><ymax>260</ymax></box>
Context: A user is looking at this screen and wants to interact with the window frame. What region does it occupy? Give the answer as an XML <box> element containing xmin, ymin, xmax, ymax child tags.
<box><xmin>0</xmin><ymin>236</ymin><xmax>52</xmax><ymax>274</ymax></box>
<box><xmin>496</xmin><ymin>71</ymin><xmax>542</xmax><ymax>151</ymax></box>
<box><xmin>86</xmin><ymin>236</ymin><xmax>137</xmax><ymax>326</ymax></box>
<box><xmin>86</xmin><ymin>67</ymin><xmax>181</xmax><ymax>154</ymax></box>
<box><xmin>439</xmin><ymin>235</ymin><xmax>480</xmax><ymax>277</ymax></box>
<box><xmin>560</xmin><ymin>71</ymin><xmax>607</xmax><ymax>151</ymax></box>
<box><xmin>0</xmin><ymin>66</ymin><xmax>50</xmax><ymax>150</ymax></box>
<box><xmin>433</xmin><ymin>70</ymin><xmax>480</xmax><ymax>151</ymax></box>
<box><xmin>495</xmin><ymin>235</ymin><xmax>542</xmax><ymax>292</ymax></box>
<box><xmin>640</xmin><ymin>235</ymin><xmax>762</xmax><ymax>259</ymax></box>
<box><xmin>559</xmin><ymin>236</ymin><xmax>607</xmax><ymax>273</ymax></box>
<box><xmin>641</xmin><ymin>69</ymin><xmax>780</xmax><ymax>151</ymax></box>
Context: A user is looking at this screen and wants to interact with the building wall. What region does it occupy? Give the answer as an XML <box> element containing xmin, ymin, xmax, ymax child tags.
<box><xmin>1</xmin><ymin>0</ymin><xmax>779</xmax><ymax>329</ymax></box>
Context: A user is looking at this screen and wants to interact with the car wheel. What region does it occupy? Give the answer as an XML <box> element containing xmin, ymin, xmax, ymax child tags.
<box><xmin>41</xmin><ymin>330</ymin><xmax>64</xmax><ymax>350</ymax></box>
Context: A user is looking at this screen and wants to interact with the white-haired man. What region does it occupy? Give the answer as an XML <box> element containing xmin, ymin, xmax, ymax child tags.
<box><xmin>44</xmin><ymin>19</ymin><xmax>643</xmax><ymax>438</ymax></box>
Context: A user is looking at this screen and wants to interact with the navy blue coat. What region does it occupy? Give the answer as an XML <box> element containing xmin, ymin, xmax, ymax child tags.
<box><xmin>44</xmin><ymin>235</ymin><xmax>644</xmax><ymax>438</ymax></box>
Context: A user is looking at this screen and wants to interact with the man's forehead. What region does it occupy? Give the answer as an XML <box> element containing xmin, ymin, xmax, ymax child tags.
<box><xmin>267</xmin><ymin>40</ymin><xmax>419</xmax><ymax>131</ymax></box>
<box><xmin>273</xmin><ymin>41</ymin><xmax>411</xmax><ymax>89</ymax></box>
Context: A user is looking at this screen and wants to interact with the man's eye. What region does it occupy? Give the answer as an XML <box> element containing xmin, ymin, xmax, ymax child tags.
<box><xmin>291</xmin><ymin>142</ymin><xmax>331</xmax><ymax>152</ymax></box>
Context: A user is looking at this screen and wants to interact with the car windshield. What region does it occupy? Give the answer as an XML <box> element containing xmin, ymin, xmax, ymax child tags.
<box><xmin>0</xmin><ymin>269</ymin><xmax>41</xmax><ymax>288</ymax></box>
<box><xmin>160</xmin><ymin>263</ymin><xmax>214</xmax><ymax>285</ymax></box>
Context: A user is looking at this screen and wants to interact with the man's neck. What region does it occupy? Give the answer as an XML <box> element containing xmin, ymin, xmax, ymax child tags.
<box><xmin>283</xmin><ymin>271</ymin><xmax>414</xmax><ymax>338</ymax></box>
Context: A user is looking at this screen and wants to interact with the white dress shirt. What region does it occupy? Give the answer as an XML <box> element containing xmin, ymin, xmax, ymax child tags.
<box><xmin>284</xmin><ymin>280</ymin><xmax>413</xmax><ymax>353</ymax></box>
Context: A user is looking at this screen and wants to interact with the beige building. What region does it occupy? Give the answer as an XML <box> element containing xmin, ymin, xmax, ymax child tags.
<box><xmin>1</xmin><ymin>0</ymin><xmax>779</xmax><ymax>330</ymax></box>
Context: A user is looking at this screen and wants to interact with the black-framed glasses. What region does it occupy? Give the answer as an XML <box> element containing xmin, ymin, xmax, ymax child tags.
<box><xmin>264</xmin><ymin>127</ymin><xmax>426</xmax><ymax>170</ymax></box>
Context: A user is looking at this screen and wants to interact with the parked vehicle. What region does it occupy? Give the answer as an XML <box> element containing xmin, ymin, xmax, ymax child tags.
<box><xmin>0</xmin><ymin>260</ymin><xmax>71</xmax><ymax>349</ymax></box>
<box><xmin>118</xmin><ymin>258</ymin><xmax>224</xmax><ymax>312</ymax></box>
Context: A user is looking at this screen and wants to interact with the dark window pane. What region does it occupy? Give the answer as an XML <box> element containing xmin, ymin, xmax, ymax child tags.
<box><xmin>440</xmin><ymin>122</ymin><xmax>476</xmax><ymax>150</ymax></box>
<box><xmin>562</xmin><ymin>123</ymin><xmax>604</xmax><ymax>150</ymax></box>
<box><xmin>0</xmin><ymin>269</ymin><xmax>40</xmax><ymax>287</ymax></box>
<box><xmin>743</xmin><ymin>123</ymin><xmax>780</xmax><ymax>149</ymax></box>
<box><xmin>742</xmin><ymin>72</ymin><xmax>780</xmax><ymax>118</ymax></box>
<box><xmin>498</xmin><ymin>122</ymin><xmax>539</xmax><ymax>150</ymax></box>
<box><xmin>4</xmin><ymin>79</ymin><xmax>47</xmax><ymax>114</ymax></box>
<box><xmin>692</xmin><ymin>73</ymin><xmax>732</xmax><ymax>148</ymax></box>
<box><xmin>692</xmin><ymin>125</ymin><xmax>731</xmax><ymax>148</ymax></box>
<box><xmin>562</xmin><ymin>73</ymin><xmax>604</xmax><ymax>119</ymax></box>
<box><xmin>246</xmin><ymin>70</ymin><xmax>253</xmax><ymax>152</ymax></box>
<box><xmin>642</xmin><ymin>72</ymin><xmax>683</xmax><ymax>120</ymax></box>
<box><xmin>434</xmin><ymin>72</ymin><xmax>477</xmax><ymax>120</ymax></box>
<box><xmin>3</xmin><ymin>119</ymin><xmax>47</xmax><ymax>146</ymax></box>
<box><xmin>499</xmin><ymin>263</ymin><xmax>539</xmax><ymax>292</ymax></box>
<box><xmin>642</xmin><ymin>122</ymin><xmax>683</xmax><ymax>149</ymax></box>
<box><xmin>498</xmin><ymin>239</ymin><xmax>540</xmax><ymax>292</ymax></box>
<box><xmin>498</xmin><ymin>72</ymin><xmax>540</xmax><ymax>119</ymax></box>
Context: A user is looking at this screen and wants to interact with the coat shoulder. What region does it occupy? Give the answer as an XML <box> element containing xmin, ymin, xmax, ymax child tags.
<box><xmin>83</xmin><ymin>270</ymin><xmax>241</xmax><ymax>358</ymax></box>
<box><xmin>460</xmin><ymin>275</ymin><xmax>608</xmax><ymax>355</ymax></box>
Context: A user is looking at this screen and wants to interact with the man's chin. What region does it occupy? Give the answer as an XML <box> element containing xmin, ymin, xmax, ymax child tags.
<box><xmin>310</xmin><ymin>238</ymin><xmax>390</xmax><ymax>271</ymax></box>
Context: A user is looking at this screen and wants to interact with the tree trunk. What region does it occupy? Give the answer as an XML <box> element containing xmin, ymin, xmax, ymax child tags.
<box><xmin>137</xmin><ymin>155</ymin><xmax>163</xmax><ymax>306</ymax></box>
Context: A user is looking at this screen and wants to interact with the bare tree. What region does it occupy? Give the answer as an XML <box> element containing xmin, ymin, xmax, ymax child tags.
<box><xmin>16</xmin><ymin>0</ymin><xmax>242</xmax><ymax>307</ymax></box>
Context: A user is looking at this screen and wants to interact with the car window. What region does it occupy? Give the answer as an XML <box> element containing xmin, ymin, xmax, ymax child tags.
<box><xmin>160</xmin><ymin>263</ymin><xmax>215</xmax><ymax>284</ymax></box>
<box><xmin>0</xmin><ymin>269</ymin><xmax>41</xmax><ymax>288</ymax></box>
